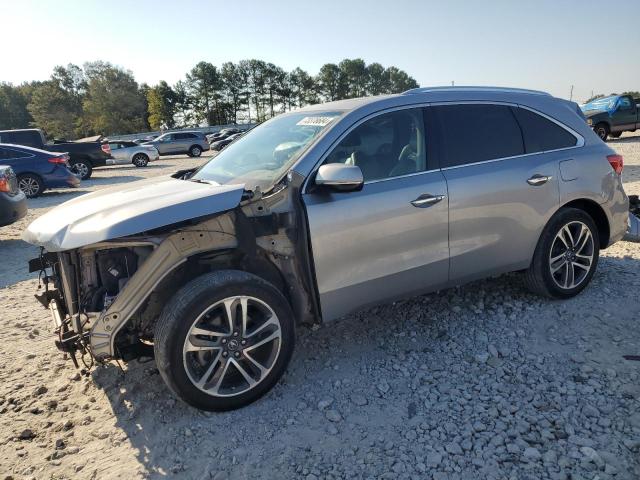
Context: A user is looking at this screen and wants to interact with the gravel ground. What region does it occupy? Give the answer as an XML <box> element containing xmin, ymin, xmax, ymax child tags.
<box><xmin>1</xmin><ymin>136</ymin><xmax>640</xmax><ymax>480</ymax></box>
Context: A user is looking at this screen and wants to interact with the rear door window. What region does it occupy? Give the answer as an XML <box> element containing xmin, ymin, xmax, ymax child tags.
<box><xmin>432</xmin><ymin>104</ymin><xmax>524</xmax><ymax>168</ymax></box>
<box><xmin>0</xmin><ymin>147</ymin><xmax>29</xmax><ymax>159</ymax></box>
<box><xmin>512</xmin><ymin>107</ymin><xmax>577</xmax><ymax>153</ymax></box>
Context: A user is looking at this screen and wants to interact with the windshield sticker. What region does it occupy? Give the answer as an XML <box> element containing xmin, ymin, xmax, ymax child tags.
<box><xmin>296</xmin><ymin>116</ymin><xmax>336</xmax><ymax>127</ymax></box>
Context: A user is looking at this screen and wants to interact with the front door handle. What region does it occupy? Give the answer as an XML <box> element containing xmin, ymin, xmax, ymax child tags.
<box><xmin>527</xmin><ymin>174</ymin><xmax>552</xmax><ymax>186</ymax></box>
<box><xmin>411</xmin><ymin>194</ymin><xmax>446</xmax><ymax>208</ymax></box>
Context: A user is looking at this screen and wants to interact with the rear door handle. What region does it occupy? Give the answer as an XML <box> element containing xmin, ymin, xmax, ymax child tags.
<box><xmin>411</xmin><ymin>194</ymin><xmax>446</xmax><ymax>208</ymax></box>
<box><xmin>527</xmin><ymin>174</ymin><xmax>552</xmax><ymax>186</ymax></box>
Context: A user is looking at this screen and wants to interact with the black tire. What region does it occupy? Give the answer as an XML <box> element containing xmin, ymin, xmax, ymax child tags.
<box><xmin>132</xmin><ymin>153</ymin><xmax>149</xmax><ymax>167</ymax></box>
<box><xmin>17</xmin><ymin>173</ymin><xmax>44</xmax><ymax>198</ymax></box>
<box><xmin>594</xmin><ymin>123</ymin><xmax>609</xmax><ymax>141</ymax></box>
<box><xmin>154</xmin><ymin>270</ymin><xmax>295</xmax><ymax>411</ymax></box>
<box><xmin>70</xmin><ymin>160</ymin><xmax>92</xmax><ymax>180</ymax></box>
<box><xmin>524</xmin><ymin>208</ymin><xmax>599</xmax><ymax>299</ymax></box>
<box><xmin>188</xmin><ymin>145</ymin><xmax>202</xmax><ymax>157</ymax></box>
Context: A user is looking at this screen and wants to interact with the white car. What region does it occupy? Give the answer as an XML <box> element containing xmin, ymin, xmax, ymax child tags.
<box><xmin>106</xmin><ymin>141</ymin><xmax>159</xmax><ymax>167</ymax></box>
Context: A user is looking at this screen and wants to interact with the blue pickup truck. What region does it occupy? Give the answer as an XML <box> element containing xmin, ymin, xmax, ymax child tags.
<box><xmin>580</xmin><ymin>94</ymin><xmax>640</xmax><ymax>141</ymax></box>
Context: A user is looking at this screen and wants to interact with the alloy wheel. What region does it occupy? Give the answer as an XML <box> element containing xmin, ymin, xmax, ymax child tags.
<box><xmin>18</xmin><ymin>177</ymin><xmax>40</xmax><ymax>197</ymax></box>
<box><xmin>548</xmin><ymin>221</ymin><xmax>594</xmax><ymax>289</ymax></box>
<box><xmin>133</xmin><ymin>154</ymin><xmax>147</xmax><ymax>167</ymax></box>
<box><xmin>72</xmin><ymin>162</ymin><xmax>89</xmax><ymax>178</ymax></box>
<box><xmin>182</xmin><ymin>296</ymin><xmax>282</xmax><ymax>397</ymax></box>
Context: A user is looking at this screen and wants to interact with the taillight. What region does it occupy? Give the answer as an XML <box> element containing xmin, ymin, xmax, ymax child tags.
<box><xmin>607</xmin><ymin>154</ymin><xmax>623</xmax><ymax>174</ymax></box>
<box><xmin>48</xmin><ymin>156</ymin><xmax>67</xmax><ymax>165</ymax></box>
<box><xmin>101</xmin><ymin>144</ymin><xmax>111</xmax><ymax>154</ymax></box>
<box><xmin>0</xmin><ymin>177</ymin><xmax>9</xmax><ymax>193</ymax></box>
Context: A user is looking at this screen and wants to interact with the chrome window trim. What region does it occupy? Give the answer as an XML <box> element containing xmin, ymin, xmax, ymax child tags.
<box><xmin>1</xmin><ymin>147</ymin><xmax>36</xmax><ymax>161</ymax></box>
<box><xmin>302</xmin><ymin>103</ymin><xmax>434</xmax><ymax>193</ymax></box>
<box><xmin>301</xmin><ymin>100</ymin><xmax>585</xmax><ymax>190</ymax></box>
<box><xmin>516</xmin><ymin>104</ymin><xmax>585</xmax><ymax>147</ymax></box>
<box><xmin>431</xmin><ymin>101</ymin><xmax>584</xmax><ymax>172</ymax></box>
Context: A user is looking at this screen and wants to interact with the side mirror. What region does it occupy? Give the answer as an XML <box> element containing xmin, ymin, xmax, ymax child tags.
<box><xmin>315</xmin><ymin>163</ymin><xmax>364</xmax><ymax>192</ymax></box>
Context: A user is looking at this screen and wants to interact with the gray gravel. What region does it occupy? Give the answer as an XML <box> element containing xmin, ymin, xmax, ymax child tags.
<box><xmin>1</xmin><ymin>137</ymin><xmax>640</xmax><ymax>479</ymax></box>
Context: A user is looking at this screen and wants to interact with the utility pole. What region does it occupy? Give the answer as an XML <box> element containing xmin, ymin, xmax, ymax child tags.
<box><xmin>569</xmin><ymin>85</ymin><xmax>574</xmax><ymax>101</ymax></box>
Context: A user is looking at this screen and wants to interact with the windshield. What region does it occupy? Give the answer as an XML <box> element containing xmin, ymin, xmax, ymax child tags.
<box><xmin>582</xmin><ymin>96</ymin><xmax>617</xmax><ymax>111</ymax></box>
<box><xmin>192</xmin><ymin>111</ymin><xmax>342</xmax><ymax>190</ymax></box>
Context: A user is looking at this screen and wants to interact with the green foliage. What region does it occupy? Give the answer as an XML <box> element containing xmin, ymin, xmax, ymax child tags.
<box><xmin>28</xmin><ymin>81</ymin><xmax>81</xmax><ymax>139</ymax></box>
<box><xmin>3</xmin><ymin>58</ymin><xmax>421</xmax><ymax>135</ymax></box>
<box><xmin>82</xmin><ymin>61</ymin><xmax>147</xmax><ymax>135</ymax></box>
<box><xmin>147</xmin><ymin>81</ymin><xmax>176</xmax><ymax>130</ymax></box>
<box><xmin>0</xmin><ymin>83</ymin><xmax>33</xmax><ymax>130</ymax></box>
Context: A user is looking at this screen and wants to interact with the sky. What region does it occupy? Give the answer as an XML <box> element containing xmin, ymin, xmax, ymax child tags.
<box><xmin>2</xmin><ymin>0</ymin><xmax>639</xmax><ymax>102</ymax></box>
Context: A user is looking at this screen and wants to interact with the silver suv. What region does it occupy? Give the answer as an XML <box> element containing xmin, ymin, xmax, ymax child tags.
<box><xmin>145</xmin><ymin>131</ymin><xmax>210</xmax><ymax>157</ymax></box>
<box><xmin>24</xmin><ymin>87</ymin><xmax>628</xmax><ymax>411</ymax></box>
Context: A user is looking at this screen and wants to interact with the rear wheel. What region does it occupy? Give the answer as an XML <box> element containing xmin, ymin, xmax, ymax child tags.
<box><xmin>17</xmin><ymin>174</ymin><xmax>44</xmax><ymax>198</ymax></box>
<box><xmin>524</xmin><ymin>208</ymin><xmax>599</xmax><ymax>299</ymax></box>
<box><xmin>70</xmin><ymin>160</ymin><xmax>92</xmax><ymax>180</ymax></box>
<box><xmin>188</xmin><ymin>145</ymin><xmax>202</xmax><ymax>157</ymax></box>
<box><xmin>154</xmin><ymin>270</ymin><xmax>295</xmax><ymax>411</ymax></box>
<box><xmin>594</xmin><ymin>123</ymin><xmax>609</xmax><ymax>141</ymax></box>
<box><xmin>132</xmin><ymin>153</ymin><xmax>149</xmax><ymax>167</ymax></box>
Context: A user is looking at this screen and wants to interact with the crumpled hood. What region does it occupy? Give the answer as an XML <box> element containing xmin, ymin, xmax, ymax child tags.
<box><xmin>23</xmin><ymin>176</ymin><xmax>244</xmax><ymax>251</ymax></box>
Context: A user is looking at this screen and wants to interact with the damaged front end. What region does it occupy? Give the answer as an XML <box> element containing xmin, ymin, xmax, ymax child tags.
<box><xmin>26</xmin><ymin>172</ymin><xmax>320</xmax><ymax>370</ymax></box>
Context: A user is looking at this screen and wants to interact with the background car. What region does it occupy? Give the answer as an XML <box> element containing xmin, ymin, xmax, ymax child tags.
<box><xmin>133</xmin><ymin>135</ymin><xmax>158</xmax><ymax>144</ymax></box>
<box><xmin>107</xmin><ymin>141</ymin><xmax>159</xmax><ymax>167</ymax></box>
<box><xmin>144</xmin><ymin>131</ymin><xmax>209</xmax><ymax>157</ymax></box>
<box><xmin>206</xmin><ymin>128</ymin><xmax>241</xmax><ymax>144</ymax></box>
<box><xmin>0</xmin><ymin>144</ymin><xmax>80</xmax><ymax>198</ymax></box>
<box><xmin>0</xmin><ymin>165</ymin><xmax>27</xmax><ymax>226</ymax></box>
<box><xmin>0</xmin><ymin>128</ymin><xmax>111</xmax><ymax>180</ymax></box>
<box><xmin>581</xmin><ymin>94</ymin><xmax>640</xmax><ymax>141</ymax></box>
<box><xmin>209</xmin><ymin>132</ymin><xmax>243</xmax><ymax>151</ymax></box>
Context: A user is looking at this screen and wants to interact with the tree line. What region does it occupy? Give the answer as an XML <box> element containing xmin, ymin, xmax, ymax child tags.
<box><xmin>0</xmin><ymin>59</ymin><xmax>418</xmax><ymax>139</ymax></box>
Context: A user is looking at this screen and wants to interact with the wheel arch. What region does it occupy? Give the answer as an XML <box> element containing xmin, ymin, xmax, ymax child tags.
<box><xmin>558</xmin><ymin>198</ymin><xmax>610</xmax><ymax>248</ymax></box>
<box><xmin>123</xmin><ymin>247</ymin><xmax>291</xmax><ymax>341</ymax></box>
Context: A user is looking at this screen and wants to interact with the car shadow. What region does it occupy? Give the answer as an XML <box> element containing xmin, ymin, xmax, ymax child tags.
<box><xmin>83</xmin><ymin>175</ymin><xmax>144</xmax><ymax>186</ymax></box>
<box><xmin>623</xmin><ymin>164</ymin><xmax>640</xmax><ymax>185</ymax></box>
<box><xmin>609</xmin><ymin>134</ymin><xmax>640</xmax><ymax>144</ymax></box>
<box><xmin>89</xmin><ymin>252</ymin><xmax>640</xmax><ymax>478</ymax></box>
<box><xmin>101</xmin><ymin>165</ymin><xmax>165</xmax><ymax>172</ymax></box>
<box><xmin>0</xmin><ymin>239</ymin><xmax>38</xmax><ymax>288</ymax></box>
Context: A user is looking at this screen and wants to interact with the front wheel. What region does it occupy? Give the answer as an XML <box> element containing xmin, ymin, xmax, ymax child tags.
<box><xmin>524</xmin><ymin>208</ymin><xmax>599</xmax><ymax>299</ymax></box>
<box><xmin>132</xmin><ymin>153</ymin><xmax>149</xmax><ymax>167</ymax></box>
<box><xmin>154</xmin><ymin>270</ymin><xmax>295</xmax><ymax>411</ymax></box>
<box><xmin>70</xmin><ymin>160</ymin><xmax>92</xmax><ymax>180</ymax></box>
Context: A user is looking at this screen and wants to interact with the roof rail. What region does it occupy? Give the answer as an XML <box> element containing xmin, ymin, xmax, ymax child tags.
<box><xmin>403</xmin><ymin>86</ymin><xmax>551</xmax><ymax>96</ymax></box>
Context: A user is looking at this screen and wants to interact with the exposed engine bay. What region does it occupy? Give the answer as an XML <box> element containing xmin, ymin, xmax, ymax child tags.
<box><xmin>30</xmin><ymin>171</ymin><xmax>319</xmax><ymax>371</ymax></box>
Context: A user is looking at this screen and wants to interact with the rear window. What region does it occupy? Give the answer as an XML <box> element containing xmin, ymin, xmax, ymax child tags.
<box><xmin>433</xmin><ymin>104</ymin><xmax>524</xmax><ymax>168</ymax></box>
<box><xmin>0</xmin><ymin>130</ymin><xmax>42</xmax><ymax>148</ymax></box>
<box><xmin>512</xmin><ymin>108</ymin><xmax>577</xmax><ymax>153</ymax></box>
<box><xmin>175</xmin><ymin>133</ymin><xmax>198</xmax><ymax>139</ymax></box>
<box><xmin>0</xmin><ymin>147</ymin><xmax>28</xmax><ymax>159</ymax></box>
